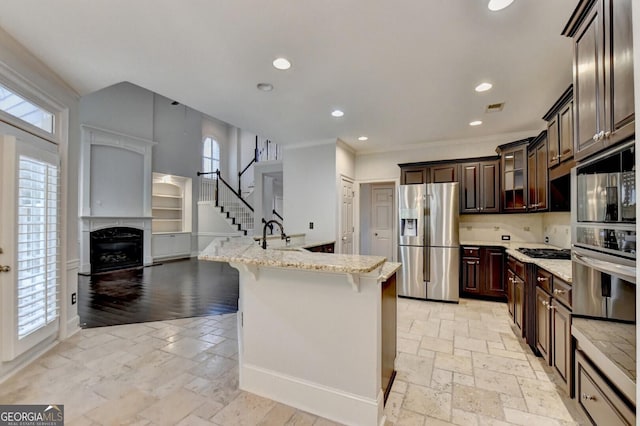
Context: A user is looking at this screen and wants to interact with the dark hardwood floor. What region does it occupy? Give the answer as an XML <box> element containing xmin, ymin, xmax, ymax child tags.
<box><xmin>78</xmin><ymin>258</ymin><xmax>239</xmax><ymax>328</ymax></box>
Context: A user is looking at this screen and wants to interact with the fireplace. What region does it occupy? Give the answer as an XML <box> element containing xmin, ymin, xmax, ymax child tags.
<box><xmin>90</xmin><ymin>227</ymin><xmax>143</xmax><ymax>274</ymax></box>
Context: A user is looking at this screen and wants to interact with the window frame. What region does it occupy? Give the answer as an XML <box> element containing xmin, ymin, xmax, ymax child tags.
<box><xmin>202</xmin><ymin>136</ymin><xmax>220</xmax><ymax>175</ymax></box>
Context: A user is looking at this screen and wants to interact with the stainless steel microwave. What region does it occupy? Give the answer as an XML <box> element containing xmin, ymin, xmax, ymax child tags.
<box><xmin>575</xmin><ymin>142</ymin><xmax>635</xmax><ymax>224</ymax></box>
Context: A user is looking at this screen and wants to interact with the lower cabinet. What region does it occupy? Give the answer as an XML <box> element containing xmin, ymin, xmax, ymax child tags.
<box><xmin>306</xmin><ymin>242</ymin><xmax>335</xmax><ymax>253</ymax></box>
<box><xmin>152</xmin><ymin>232</ymin><xmax>191</xmax><ymax>261</ymax></box>
<box><xmin>461</xmin><ymin>246</ymin><xmax>505</xmax><ymax>299</ymax></box>
<box><xmin>552</xmin><ymin>301</ymin><xmax>572</xmax><ymax>394</ymax></box>
<box><xmin>535</xmin><ymin>287</ymin><xmax>552</xmax><ymax>363</ymax></box>
<box><xmin>534</xmin><ymin>267</ymin><xmax>573</xmax><ymax>395</ymax></box>
<box><xmin>575</xmin><ymin>350</ymin><xmax>635</xmax><ymax>425</ymax></box>
<box><xmin>506</xmin><ymin>256</ymin><xmax>526</xmax><ymax>338</ymax></box>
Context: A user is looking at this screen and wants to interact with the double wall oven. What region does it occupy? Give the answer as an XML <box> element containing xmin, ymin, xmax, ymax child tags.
<box><xmin>572</xmin><ymin>141</ymin><xmax>636</xmax><ymax>322</ymax></box>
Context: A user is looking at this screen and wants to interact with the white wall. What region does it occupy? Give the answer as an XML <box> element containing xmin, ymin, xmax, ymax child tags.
<box><xmin>283</xmin><ymin>141</ymin><xmax>336</xmax><ymax>241</ymax></box>
<box><xmin>80</xmin><ymin>81</ymin><xmax>154</xmax><ymax>140</ymax></box>
<box><xmin>355</xmin><ymin>131</ymin><xmax>536</xmax><ymax>181</ymax></box>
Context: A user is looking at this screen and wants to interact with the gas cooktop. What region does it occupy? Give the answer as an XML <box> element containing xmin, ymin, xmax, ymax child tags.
<box><xmin>516</xmin><ymin>248</ymin><xmax>572</xmax><ymax>260</ymax></box>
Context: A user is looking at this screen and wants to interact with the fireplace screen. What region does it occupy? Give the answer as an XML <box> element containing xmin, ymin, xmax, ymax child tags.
<box><xmin>90</xmin><ymin>227</ymin><xmax>143</xmax><ymax>274</ymax></box>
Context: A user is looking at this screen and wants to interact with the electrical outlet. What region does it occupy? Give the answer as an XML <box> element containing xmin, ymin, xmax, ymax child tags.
<box><xmin>309</xmin><ymin>222</ymin><xmax>314</xmax><ymax>230</ymax></box>
<box><xmin>501</xmin><ymin>235</ymin><xmax>510</xmax><ymax>241</ymax></box>
<box><xmin>544</xmin><ymin>236</ymin><xmax>550</xmax><ymax>243</ymax></box>
<box><xmin>524</xmin><ymin>226</ymin><xmax>530</xmax><ymax>232</ymax></box>
<box><xmin>71</xmin><ymin>292</ymin><xmax>77</xmax><ymax>305</ymax></box>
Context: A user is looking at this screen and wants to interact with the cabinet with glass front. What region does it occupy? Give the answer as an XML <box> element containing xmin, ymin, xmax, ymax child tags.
<box><xmin>497</xmin><ymin>139</ymin><xmax>530</xmax><ymax>212</ymax></box>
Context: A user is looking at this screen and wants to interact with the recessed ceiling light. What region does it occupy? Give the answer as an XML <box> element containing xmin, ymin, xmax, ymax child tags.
<box><xmin>358</xmin><ymin>136</ymin><xmax>368</xmax><ymax>141</ymax></box>
<box><xmin>273</xmin><ymin>57</ymin><xmax>291</xmax><ymax>70</ymax></box>
<box><xmin>488</xmin><ymin>0</ymin><xmax>514</xmax><ymax>11</ymax></box>
<box><xmin>475</xmin><ymin>82</ymin><xmax>493</xmax><ymax>92</ymax></box>
<box><xmin>469</xmin><ymin>120</ymin><xmax>483</xmax><ymax>126</ymax></box>
<box><xmin>256</xmin><ymin>83</ymin><xmax>274</xmax><ymax>92</ymax></box>
<box><xmin>331</xmin><ymin>109</ymin><xmax>344</xmax><ymax>118</ymax></box>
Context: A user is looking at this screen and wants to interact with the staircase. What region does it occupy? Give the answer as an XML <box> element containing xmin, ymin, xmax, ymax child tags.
<box><xmin>198</xmin><ymin>136</ymin><xmax>281</xmax><ymax>237</ymax></box>
<box><xmin>199</xmin><ymin>173</ymin><xmax>254</xmax><ymax>236</ymax></box>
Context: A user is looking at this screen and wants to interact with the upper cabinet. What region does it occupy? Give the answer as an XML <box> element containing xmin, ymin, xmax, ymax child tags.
<box><xmin>430</xmin><ymin>163</ymin><xmax>458</xmax><ymax>183</ymax></box>
<box><xmin>400</xmin><ymin>165</ymin><xmax>430</xmax><ymax>184</ymax></box>
<box><xmin>460</xmin><ymin>160</ymin><xmax>500</xmax><ymax>214</ymax></box>
<box><xmin>543</xmin><ymin>86</ymin><xmax>574</xmax><ymax>169</ymax></box>
<box><xmin>497</xmin><ymin>140</ymin><xmax>530</xmax><ymax>213</ymax></box>
<box><xmin>527</xmin><ymin>131</ymin><xmax>548</xmax><ymax>212</ymax></box>
<box><xmin>563</xmin><ymin>0</ymin><xmax>634</xmax><ymax>162</ymax></box>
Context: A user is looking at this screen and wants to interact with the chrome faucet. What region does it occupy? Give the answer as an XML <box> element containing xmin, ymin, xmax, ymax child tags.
<box><xmin>262</xmin><ymin>219</ymin><xmax>287</xmax><ymax>249</ymax></box>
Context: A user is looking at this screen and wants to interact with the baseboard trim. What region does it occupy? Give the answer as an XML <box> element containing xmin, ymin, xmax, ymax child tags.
<box><xmin>241</xmin><ymin>363</ymin><xmax>383</xmax><ymax>426</ymax></box>
<box><xmin>65</xmin><ymin>315</ymin><xmax>81</xmax><ymax>337</ymax></box>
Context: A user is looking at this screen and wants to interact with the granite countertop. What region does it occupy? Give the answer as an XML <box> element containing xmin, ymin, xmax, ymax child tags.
<box><xmin>379</xmin><ymin>262</ymin><xmax>401</xmax><ymax>280</ymax></box>
<box><xmin>460</xmin><ymin>240</ymin><xmax>572</xmax><ymax>283</ymax></box>
<box><xmin>572</xmin><ymin>317</ymin><xmax>636</xmax><ymax>404</ymax></box>
<box><xmin>199</xmin><ymin>237</ymin><xmax>386</xmax><ymax>274</ymax></box>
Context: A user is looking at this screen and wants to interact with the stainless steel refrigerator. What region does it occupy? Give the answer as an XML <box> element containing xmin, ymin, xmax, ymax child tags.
<box><xmin>398</xmin><ymin>183</ymin><xmax>460</xmax><ymax>302</ymax></box>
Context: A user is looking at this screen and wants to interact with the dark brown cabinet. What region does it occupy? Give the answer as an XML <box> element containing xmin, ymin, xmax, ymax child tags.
<box><xmin>552</xmin><ymin>301</ymin><xmax>572</xmax><ymax>394</ymax></box>
<box><xmin>544</xmin><ymin>86</ymin><xmax>574</xmax><ymax>168</ymax></box>
<box><xmin>460</xmin><ymin>160</ymin><xmax>500</xmax><ymax>214</ymax></box>
<box><xmin>534</xmin><ymin>267</ymin><xmax>573</xmax><ymax>395</ymax></box>
<box><xmin>498</xmin><ymin>141</ymin><xmax>529</xmax><ymax>212</ymax></box>
<box><xmin>461</xmin><ymin>256</ymin><xmax>480</xmax><ymax>294</ymax></box>
<box><xmin>430</xmin><ymin>163</ymin><xmax>458</xmax><ymax>183</ymax></box>
<box><xmin>306</xmin><ymin>242</ymin><xmax>335</xmax><ymax>253</ymax></box>
<box><xmin>527</xmin><ymin>131</ymin><xmax>548</xmax><ymax>212</ymax></box>
<box><xmin>507</xmin><ymin>256</ymin><xmax>526</xmax><ymax>338</ymax></box>
<box><xmin>461</xmin><ymin>246</ymin><xmax>505</xmax><ymax>299</ymax></box>
<box><xmin>535</xmin><ymin>287</ymin><xmax>552</xmax><ymax>363</ymax></box>
<box><xmin>401</xmin><ymin>166</ymin><xmax>429</xmax><ymax>184</ymax></box>
<box><xmin>563</xmin><ymin>0</ymin><xmax>634</xmax><ymax>161</ymax></box>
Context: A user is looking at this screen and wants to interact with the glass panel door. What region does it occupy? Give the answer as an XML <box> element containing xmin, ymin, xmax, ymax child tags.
<box><xmin>1</xmin><ymin>124</ymin><xmax>60</xmax><ymax>361</ymax></box>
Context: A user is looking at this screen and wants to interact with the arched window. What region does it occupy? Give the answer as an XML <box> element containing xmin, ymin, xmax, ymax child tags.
<box><xmin>202</xmin><ymin>137</ymin><xmax>220</xmax><ymax>174</ymax></box>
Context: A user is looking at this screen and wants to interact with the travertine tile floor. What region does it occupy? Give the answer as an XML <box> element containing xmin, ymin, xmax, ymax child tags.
<box><xmin>0</xmin><ymin>298</ymin><xmax>588</xmax><ymax>425</ymax></box>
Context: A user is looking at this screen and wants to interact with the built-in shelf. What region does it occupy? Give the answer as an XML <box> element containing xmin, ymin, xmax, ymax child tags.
<box><xmin>151</xmin><ymin>173</ymin><xmax>192</xmax><ymax>235</ymax></box>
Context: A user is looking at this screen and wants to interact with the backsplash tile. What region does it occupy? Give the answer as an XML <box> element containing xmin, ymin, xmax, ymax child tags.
<box><xmin>458</xmin><ymin>212</ymin><xmax>571</xmax><ymax>249</ymax></box>
<box><xmin>459</xmin><ymin>214</ymin><xmax>543</xmax><ymax>243</ymax></box>
<box><xmin>542</xmin><ymin>212</ymin><xmax>571</xmax><ymax>249</ymax></box>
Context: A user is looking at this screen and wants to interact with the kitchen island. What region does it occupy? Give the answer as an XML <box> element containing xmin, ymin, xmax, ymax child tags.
<box><xmin>199</xmin><ymin>237</ymin><xmax>400</xmax><ymax>426</ymax></box>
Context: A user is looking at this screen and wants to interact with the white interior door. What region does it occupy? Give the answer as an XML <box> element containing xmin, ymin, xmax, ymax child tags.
<box><xmin>0</xmin><ymin>127</ymin><xmax>60</xmax><ymax>361</ymax></box>
<box><xmin>340</xmin><ymin>178</ymin><xmax>354</xmax><ymax>254</ymax></box>
<box><xmin>370</xmin><ymin>184</ymin><xmax>394</xmax><ymax>259</ymax></box>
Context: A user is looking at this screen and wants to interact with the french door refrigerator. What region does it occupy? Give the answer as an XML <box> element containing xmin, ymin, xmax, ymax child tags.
<box><xmin>398</xmin><ymin>183</ymin><xmax>460</xmax><ymax>302</ymax></box>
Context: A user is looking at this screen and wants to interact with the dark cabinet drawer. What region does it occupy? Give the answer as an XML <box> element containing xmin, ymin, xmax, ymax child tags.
<box><xmin>575</xmin><ymin>350</ymin><xmax>635</xmax><ymax>426</ymax></box>
<box><xmin>536</xmin><ymin>268</ymin><xmax>552</xmax><ymax>294</ymax></box>
<box><xmin>507</xmin><ymin>256</ymin><xmax>525</xmax><ymax>279</ymax></box>
<box><xmin>463</xmin><ymin>247</ymin><xmax>480</xmax><ymax>257</ymax></box>
<box><xmin>552</xmin><ymin>278</ymin><xmax>572</xmax><ymax>309</ymax></box>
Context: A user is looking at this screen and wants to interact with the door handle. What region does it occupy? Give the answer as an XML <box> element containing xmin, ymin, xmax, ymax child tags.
<box><xmin>374</xmin><ymin>233</ymin><xmax>378</xmax><ymax>236</ymax></box>
<box><xmin>0</xmin><ymin>265</ymin><xmax>10</xmax><ymax>273</ymax></box>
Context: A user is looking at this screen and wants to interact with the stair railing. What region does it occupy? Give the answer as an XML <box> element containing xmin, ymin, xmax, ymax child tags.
<box><xmin>272</xmin><ymin>209</ymin><xmax>284</xmax><ymax>221</ymax></box>
<box><xmin>238</xmin><ymin>136</ymin><xmax>281</xmax><ymax>196</ymax></box>
<box><xmin>198</xmin><ymin>170</ymin><xmax>255</xmax><ymax>233</ymax></box>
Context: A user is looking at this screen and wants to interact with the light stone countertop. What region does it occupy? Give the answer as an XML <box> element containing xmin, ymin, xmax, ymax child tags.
<box><xmin>199</xmin><ymin>237</ymin><xmax>386</xmax><ymax>274</ymax></box>
<box><xmin>460</xmin><ymin>240</ymin><xmax>572</xmax><ymax>283</ymax></box>
<box><xmin>572</xmin><ymin>317</ymin><xmax>636</xmax><ymax>403</ymax></box>
<box><xmin>379</xmin><ymin>262</ymin><xmax>401</xmax><ymax>281</ymax></box>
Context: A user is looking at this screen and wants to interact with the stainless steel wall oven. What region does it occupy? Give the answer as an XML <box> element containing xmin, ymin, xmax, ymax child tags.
<box><xmin>572</xmin><ymin>141</ymin><xmax>636</xmax><ymax>322</ymax></box>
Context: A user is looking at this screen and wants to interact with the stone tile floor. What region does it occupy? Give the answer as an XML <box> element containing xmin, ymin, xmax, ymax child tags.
<box><xmin>0</xmin><ymin>298</ymin><xmax>589</xmax><ymax>425</ymax></box>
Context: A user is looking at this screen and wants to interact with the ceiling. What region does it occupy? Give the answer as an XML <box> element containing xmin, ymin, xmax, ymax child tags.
<box><xmin>0</xmin><ymin>0</ymin><xmax>577</xmax><ymax>153</ymax></box>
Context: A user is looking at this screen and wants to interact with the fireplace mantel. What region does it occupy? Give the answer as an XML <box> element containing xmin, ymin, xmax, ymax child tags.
<box><xmin>78</xmin><ymin>125</ymin><xmax>158</xmax><ymax>273</ymax></box>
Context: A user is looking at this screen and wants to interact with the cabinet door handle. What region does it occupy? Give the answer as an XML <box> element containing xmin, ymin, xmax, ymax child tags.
<box><xmin>553</xmin><ymin>289</ymin><xmax>566</xmax><ymax>295</ymax></box>
<box><xmin>593</xmin><ymin>133</ymin><xmax>599</xmax><ymax>142</ymax></box>
<box><xmin>582</xmin><ymin>393</ymin><xmax>596</xmax><ymax>401</ymax></box>
<box><xmin>536</xmin><ymin>277</ymin><xmax>548</xmax><ymax>282</ymax></box>
<box><xmin>604</xmin><ymin>131</ymin><xmax>611</xmax><ymax>139</ymax></box>
<box><xmin>541</xmin><ymin>300</ymin><xmax>548</xmax><ymax>307</ymax></box>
